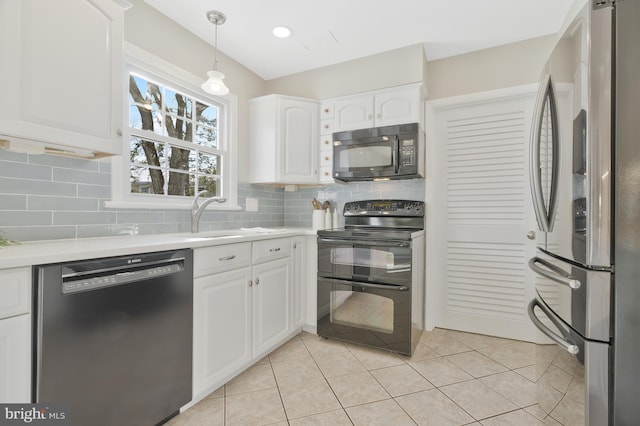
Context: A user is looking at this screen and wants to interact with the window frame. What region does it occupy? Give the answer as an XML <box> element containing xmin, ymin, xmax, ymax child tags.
<box><xmin>107</xmin><ymin>43</ymin><xmax>239</xmax><ymax>210</ymax></box>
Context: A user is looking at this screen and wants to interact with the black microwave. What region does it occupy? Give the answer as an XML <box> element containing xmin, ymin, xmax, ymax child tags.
<box><xmin>332</xmin><ymin>123</ymin><xmax>424</xmax><ymax>182</ymax></box>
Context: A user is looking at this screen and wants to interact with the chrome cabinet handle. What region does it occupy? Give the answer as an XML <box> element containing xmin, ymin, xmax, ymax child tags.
<box><xmin>528</xmin><ymin>299</ymin><xmax>579</xmax><ymax>355</ymax></box>
<box><xmin>255</xmin><ymin>278</ymin><xmax>260</xmax><ymax>285</ymax></box>
<box><xmin>269</xmin><ymin>248</ymin><xmax>281</xmax><ymax>253</ymax></box>
<box><xmin>219</xmin><ymin>255</ymin><xmax>236</xmax><ymax>261</ymax></box>
<box><xmin>249</xmin><ymin>280</ymin><xmax>253</xmax><ymax>287</ymax></box>
<box><xmin>528</xmin><ymin>257</ymin><xmax>581</xmax><ymax>289</ymax></box>
<box><xmin>527</xmin><ymin>231</ymin><xmax>536</xmax><ymax>240</ymax></box>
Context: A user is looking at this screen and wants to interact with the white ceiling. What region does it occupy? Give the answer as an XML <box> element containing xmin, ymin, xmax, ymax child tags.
<box><xmin>145</xmin><ymin>0</ymin><xmax>574</xmax><ymax>81</ymax></box>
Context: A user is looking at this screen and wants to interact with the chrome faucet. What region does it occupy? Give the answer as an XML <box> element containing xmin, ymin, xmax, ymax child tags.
<box><xmin>191</xmin><ymin>190</ymin><xmax>227</xmax><ymax>233</ymax></box>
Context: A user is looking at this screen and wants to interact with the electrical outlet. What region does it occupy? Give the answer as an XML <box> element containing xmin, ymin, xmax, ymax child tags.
<box><xmin>246</xmin><ymin>197</ymin><xmax>258</xmax><ymax>212</ymax></box>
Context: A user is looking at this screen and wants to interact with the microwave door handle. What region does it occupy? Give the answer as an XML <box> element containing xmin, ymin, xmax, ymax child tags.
<box><xmin>527</xmin><ymin>299</ymin><xmax>579</xmax><ymax>355</ymax></box>
<box><xmin>528</xmin><ymin>256</ymin><xmax>582</xmax><ymax>289</ymax></box>
<box><xmin>394</xmin><ymin>136</ymin><xmax>399</xmax><ymax>173</ymax></box>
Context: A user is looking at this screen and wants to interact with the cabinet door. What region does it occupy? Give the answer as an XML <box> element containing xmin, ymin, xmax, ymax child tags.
<box><xmin>193</xmin><ymin>268</ymin><xmax>252</xmax><ymax>398</ymax></box>
<box><xmin>280</xmin><ymin>98</ymin><xmax>318</xmax><ymax>183</ymax></box>
<box><xmin>0</xmin><ymin>268</ymin><xmax>31</xmax><ymax>319</ymax></box>
<box><xmin>252</xmin><ymin>258</ymin><xmax>291</xmax><ymax>358</ymax></box>
<box><xmin>0</xmin><ymin>314</ymin><xmax>31</xmax><ymax>402</ymax></box>
<box><xmin>291</xmin><ymin>238</ymin><xmax>306</xmax><ymax>330</ymax></box>
<box><xmin>333</xmin><ymin>96</ymin><xmax>374</xmax><ymax>132</ymax></box>
<box><xmin>0</xmin><ymin>0</ymin><xmax>124</xmax><ymax>156</ymax></box>
<box><xmin>375</xmin><ymin>87</ymin><xmax>421</xmax><ymax>127</ymax></box>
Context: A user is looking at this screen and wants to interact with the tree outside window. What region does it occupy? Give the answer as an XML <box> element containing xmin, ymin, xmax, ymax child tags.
<box><xmin>128</xmin><ymin>74</ymin><xmax>222</xmax><ymax>198</ymax></box>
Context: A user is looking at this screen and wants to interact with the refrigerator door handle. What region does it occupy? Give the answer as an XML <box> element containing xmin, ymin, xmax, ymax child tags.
<box><xmin>529</xmin><ymin>73</ymin><xmax>560</xmax><ymax>233</ymax></box>
<box><xmin>528</xmin><ymin>299</ymin><xmax>580</xmax><ymax>355</ymax></box>
<box><xmin>528</xmin><ymin>256</ymin><xmax>581</xmax><ymax>289</ymax></box>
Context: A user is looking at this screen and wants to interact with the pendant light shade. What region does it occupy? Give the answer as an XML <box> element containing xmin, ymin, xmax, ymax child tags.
<box><xmin>202</xmin><ymin>70</ymin><xmax>229</xmax><ymax>95</ymax></box>
<box><xmin>201</xmin><ymin>10</ymin><xmax>229</xmax><ymax>96</ymax></box>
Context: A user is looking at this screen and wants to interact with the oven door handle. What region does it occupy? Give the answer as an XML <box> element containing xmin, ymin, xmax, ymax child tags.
<box><xmin>319</xmin><ymin>277</ymin><xmax>409</xmax><ymax>292</ymax></box>
<box><xmin>527</xmin><ymin>299</ymin><xmax>579</xmax><ymax>355</ymax></box>
<box><xmin>318</xmin><ymin>238</ymin><xmax>411</xmax><ymax>248</ymax></box>
<box><xmin>528</xmin><ymin>257</ymin><xmax>581</xmax><ymax>289</ymax></box>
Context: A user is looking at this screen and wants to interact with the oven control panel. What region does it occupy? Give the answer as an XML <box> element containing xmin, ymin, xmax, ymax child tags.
<box><xmin>343</xmin><ymin>200</ymin><xmax>424</xmax><ymax>217</ymax></box>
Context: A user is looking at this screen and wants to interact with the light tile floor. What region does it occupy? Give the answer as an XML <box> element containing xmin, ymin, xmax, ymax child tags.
<box><xmin>167</xmin><ymin>328</ymin><xmax>553</xmax><ymax>426</ymax></box>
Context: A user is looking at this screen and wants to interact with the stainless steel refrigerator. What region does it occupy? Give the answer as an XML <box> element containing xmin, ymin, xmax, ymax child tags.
<box><xmin>527</xmin><ymin>0</ymin><xmax>640</xmax><ymax>424</ymax></box>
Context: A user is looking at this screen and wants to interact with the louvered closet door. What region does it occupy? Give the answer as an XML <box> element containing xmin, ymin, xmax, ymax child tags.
<box><xmin>430</xmin><ymin>90</ymin><xmax>539</xmax><ymax>341</ymax></box>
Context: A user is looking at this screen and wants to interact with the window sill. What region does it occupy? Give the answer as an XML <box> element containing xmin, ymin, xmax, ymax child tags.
<box><xmin>104</xmin><ymin>200</ymin><xmax>243</xmax><ymax>211</ymax></box>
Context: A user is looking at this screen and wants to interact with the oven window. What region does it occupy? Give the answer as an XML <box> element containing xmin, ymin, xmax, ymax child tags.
<box><xmin>330</xmin><ymin>290</ymin><xmax>394</xmax><ymax>333</ymax></box>
<box><xmin>338</xmin><ymin>145</ymin><xmax>392</xmax><ymax>168</ymax></box>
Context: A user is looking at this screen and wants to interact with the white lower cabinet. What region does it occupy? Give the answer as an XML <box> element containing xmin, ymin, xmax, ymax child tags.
<box><xmin>193</xmin><ymin>267</ymin><xmax>252</xmax><ymax>398</ymax></box>
<box><xmin>252</xmin><ymin>257</ymin><xmax>291</xmax><ymax>358</ymax></box>
<box><xmin>192</xmin><ymin>237</ymin><xmax>305</xmax><ymax>401</ymax></box>
<box><xmin>0</xmin><ymin>314</ymin><xmax>31</xmax><ymax>403</ymax></box>
<box><xmin>291</xmin><ymin>237</ymin><xmax>306</xmax><ymax>330</ymax></box>
<box><xmin>0</xmin><ymin>266</ymin><xmax>31</xmax><ymax>403</ymax></box>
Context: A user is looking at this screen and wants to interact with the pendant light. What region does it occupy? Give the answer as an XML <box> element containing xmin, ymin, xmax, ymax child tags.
<box><xmin>201</xmin><ymin>10</ymin><xmax>229</xmax><ymax>96</ymax></box>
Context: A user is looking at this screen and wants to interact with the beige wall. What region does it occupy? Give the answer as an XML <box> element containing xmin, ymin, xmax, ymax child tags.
<box><xmin>124</xmin><ymin>0</ymin><xmax>266</xmax><ymax>182</ymax></box>
<box><xmin>265</xmin><ymin>44</ymin><xmax>427</xmax><ymax>99</ymax></box>
<box><xmin>123</xmin><ymin>2</ymin><xmax>556</xmax><ymax>180</ymax></box>
<box><xmin>426</xmin><ymin>35</ymin><xmax>556</xmax><ymax>100</ymax></box>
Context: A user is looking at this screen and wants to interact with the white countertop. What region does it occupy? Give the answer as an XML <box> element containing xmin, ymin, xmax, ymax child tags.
<box><xmin>0</xmin><ymin>228</ymin><xmax>317</xmax><ymax>269</ymax></box>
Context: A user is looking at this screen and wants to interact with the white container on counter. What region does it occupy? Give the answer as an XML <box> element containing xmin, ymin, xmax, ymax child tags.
<box><xmin>312</xmin><ymin>210</ymin><xmax>325</xmax><ymax>230</ymax></box>
<box><xmin>324</xmin><ymin>209</ymin><xmax>332</xmax><ymax>229</ymax></box>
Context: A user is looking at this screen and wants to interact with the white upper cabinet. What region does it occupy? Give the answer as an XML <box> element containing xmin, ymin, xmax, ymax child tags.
<box><xmin>249</xmin><ymin>95</ymin><xmax>319</xmax><ymax>184</ymax></box>
<box><xmin>0</xmin><ymin>0</ymin><xmax>128</xmax><ymax>158</ymax></box>
<box><xmin>333</xmin><ymin>96</ymin><xmax>375</xmax><ymax>131</ymax></box>
<box><xmin>333</xmin><ymin>83</ymin><xmax>424</xmax><ymax>132</ymax></box>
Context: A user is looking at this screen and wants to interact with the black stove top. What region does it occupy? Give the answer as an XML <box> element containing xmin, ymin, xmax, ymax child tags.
<box><xmin>317</xmin><ymin>199</ymin><xmax>424</xmax><ymax>241</ymax></box>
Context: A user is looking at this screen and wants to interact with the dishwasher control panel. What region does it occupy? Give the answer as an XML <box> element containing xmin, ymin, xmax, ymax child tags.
<box><xmin>62</xmin><ymin>263</ymin><xmax>184</xmax><ymax>294</ymax></box>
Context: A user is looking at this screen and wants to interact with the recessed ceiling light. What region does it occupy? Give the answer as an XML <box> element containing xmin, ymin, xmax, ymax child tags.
<box><xmin>272</xmin><ymin>26</ymin><xmax>292</xmax><ymax>38</ymax></box>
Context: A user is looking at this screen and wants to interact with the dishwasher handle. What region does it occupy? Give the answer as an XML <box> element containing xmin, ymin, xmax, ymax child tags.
<box><xmin>62</xmin><ymin>261</ymin><xmax>184</xmax><ymax>295</ymax></box>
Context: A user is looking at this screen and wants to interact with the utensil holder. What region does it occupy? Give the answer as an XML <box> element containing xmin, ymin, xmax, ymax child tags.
<box><xmin>312</xmin><ymin>210</ymin><xmax>325</xmax><ymax>230</ymax></box>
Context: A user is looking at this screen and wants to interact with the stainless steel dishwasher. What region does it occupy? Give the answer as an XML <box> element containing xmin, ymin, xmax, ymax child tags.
<box><xmin>33</xmin><ymin>249</ymin><xmax>193</xmax><ymax>426</ymax></box>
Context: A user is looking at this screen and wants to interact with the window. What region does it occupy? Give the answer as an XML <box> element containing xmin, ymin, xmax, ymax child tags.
<box><xmin>109</xmin><ymin>44</ymin><xmax>238</xmax><ymax>209</ymax></box>
<box><xmin>128</xmin><ymin>73</ymin><xmax>222</xmax><ymax>197</ymax></box>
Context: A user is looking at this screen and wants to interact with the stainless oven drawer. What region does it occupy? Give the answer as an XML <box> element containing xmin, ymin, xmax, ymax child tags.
<box><xmin>316</xmin><ymin>276</ymin><xmax>416</xmax><ymax>355</ymax></box>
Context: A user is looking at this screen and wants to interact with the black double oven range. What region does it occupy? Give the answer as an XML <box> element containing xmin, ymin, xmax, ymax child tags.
<box><xmin>317</xmin><ymin>200</ymin><xmax>425</xmax><ymax>356</ymax></box>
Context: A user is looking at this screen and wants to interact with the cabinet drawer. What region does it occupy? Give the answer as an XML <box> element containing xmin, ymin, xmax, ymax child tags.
<box><xmin>252</xmin><ymin>238</ymin><xmax>291</xmax><ymax>264</ymax></box>
<box><xmin>319</xmin><ymin>166</ymin><xmax>334</xmax><ymax>182</ymax></box>
<box><xmin>320</xmin><ymin>151</ymin><xmax>332</xmax><ymax>167</ymax></box>
<box><xmin>320</xmin><ymin>119</ymin><xmax>333</xmax><ymax>135</ymax></box>
<box><xmin>194</xmin><ymin>243</ymin><xmax>252</xmax><ymax>277</ymax></box>
<box><xmin>0</xmin><ymin>268</ymin><xmax>31</xmax><ymax>319</ymax></box>
<box><xmin>320</xmin><ymin>102</ymin><xmax>334</xmax><ymax>119</ymax></box>
<box><xmin>320</xmin><ymin>135</ymin><xmax>332</xmax><ymax>150</ymax></box>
